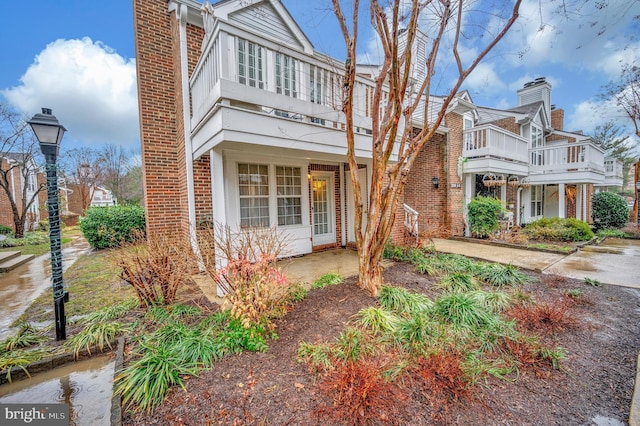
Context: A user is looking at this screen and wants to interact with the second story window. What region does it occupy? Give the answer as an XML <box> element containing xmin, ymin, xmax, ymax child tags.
<box><xmin>530</xmin><ymin>124</ymin><xmax>544</xmax><ymax>166</ymax></box>
<box><xmin>238</xmin><ymin>38</ymin><xmax>263</xmax><ymax>89</ymax></box>
<box><xmin>310</xmin><ymin>65</ymin><xmax>323</xmax><ymax>104</ymax></box>
<box><xmin>276</xmin><ymin>53</ymin><xmax>297</xmax><ymax>98</ymax></box>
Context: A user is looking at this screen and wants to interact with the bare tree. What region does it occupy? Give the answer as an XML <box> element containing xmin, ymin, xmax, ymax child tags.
<box><xmin>0</xmin><ymin>102</ymin><xmax>46</xmax><ymax>238</ymax></box>
<box><xmin>61</xmin><ymin>147</ymin><xmax>103</xmax><ymax>213</ymax></box>
<box><xmin>602</xmin><ymin>64</ymin><xmax>640</xmax><ymax>138</ymax></box>
<box><xmin>331</xmin><ymin>0</ymin><xmax>521</xmax><ymax>295</ymax></box>
<box><xmin>592</xmin><ymin>121</ymin><xmax>638</xmax><ymax>188</ymax></box>
<box><xmin>99</xmin><ymin>143</ymin><xmax>128</xmax><ymax>203</ymax></box>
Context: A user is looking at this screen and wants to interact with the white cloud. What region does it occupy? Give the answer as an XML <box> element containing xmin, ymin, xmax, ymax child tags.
<box><xmin>2</xmin><ymin>37</ymin><xmax>139</xmax><ymax>149</ymax></box>
<box><xmin>464</xmin><ymin>62</ymin><xmax>508</xmax><ymax>95</ymax></box>
<box><xmin>567</xmin><ymin>97</ymin><xmax>636</xmax><ymax>137</ymax></box>
<box><xmin>505</xmin><ymin>0</ymin><xmax>640</xmax><ymax>78</ymax></box>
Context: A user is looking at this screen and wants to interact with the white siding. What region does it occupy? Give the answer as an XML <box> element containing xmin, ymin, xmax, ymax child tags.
<box><xmin>229</xmin><ymin>3</ymin><xmax>303</xmax><ymax>50</ymax></box>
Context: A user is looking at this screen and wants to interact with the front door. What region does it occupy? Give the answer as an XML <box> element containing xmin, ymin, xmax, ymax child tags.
<box><xmin>311</xmin><ymin>173</ymin><xmax>335</xmax><ymax>246</ymax></box>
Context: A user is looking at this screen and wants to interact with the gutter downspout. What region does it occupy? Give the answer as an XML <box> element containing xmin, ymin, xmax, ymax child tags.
<box><xmin>176</xmin><ymin>4</ymin><xmax>200</xmax><ymax>260</ymax></box>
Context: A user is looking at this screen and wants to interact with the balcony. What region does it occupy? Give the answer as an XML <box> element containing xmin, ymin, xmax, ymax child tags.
<box><xmin>462</xmin><ymin>124</ymin><xmax>529</xmax><ymax>175</ymax></box>
<box><xmin>188</xmin><ymin>29</ymin><xmax>382</xmax><ymax>160</ymax></box>
<box><xmin>598</xmin><ymin>158</ymin><xmax>624</xmax><ymax>187</ymax></box>
<box><xmin>528</xmin><ymin>142</ymin><xmax>605</xmax><ymax>184</ymax></box>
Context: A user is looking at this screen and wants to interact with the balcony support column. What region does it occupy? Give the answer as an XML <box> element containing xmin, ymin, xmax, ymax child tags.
<box><xmin>575</xmin><ymin>184</ymin><xmax>582</xmax><ymax>221</ymax></box>
<box><xmin>210</xmin><ymin>148</ymin><xmax>227</xmax><ymax>296</ymax></box>
<box><xmin>582</xmin><ymin>184</ymin><xmax>588</xmax><ymax>223</ymax></box>
<box><xmin>558</xmin><ymin>183</ymin><xmax>566</xmax><ymax>219</ymax></box>
<box><xmin>463</xmin><ymin>173</ymin><xmax>474</xmax><ymax>237</ymax></box>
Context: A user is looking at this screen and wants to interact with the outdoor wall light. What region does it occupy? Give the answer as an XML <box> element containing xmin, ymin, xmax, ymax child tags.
<box><xmin>432</xmin><ymin>176</ymin><xmax>439</xmax><ymax>189</ymax></box>
<box><xmin>28</xmin><ymin>108</ymin><xmax>68</xmax><ymax>341</ymax></box>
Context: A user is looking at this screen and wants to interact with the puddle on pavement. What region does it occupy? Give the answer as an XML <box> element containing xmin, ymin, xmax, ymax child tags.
<box><xmin>591</xmin><ymin>415</ymin><xmax>625</xmax><ymax>426</ymax></box>
<box><xmin>564</xmin><ymin>258</ymin><xmax>599</xmax><ymax>272</ymax></box>
<box><xmin>0</xmin><ymin>238</ymin><xmax>90</xmax><ymax>340</ymax></box>
<box><xmin>0</xmin><ymin>355</ymin><xmax>114</xmax><ymax>426</ymax></box>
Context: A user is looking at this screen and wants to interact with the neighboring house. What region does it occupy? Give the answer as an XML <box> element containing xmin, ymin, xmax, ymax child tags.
<box><xmin>90</xmin><ymin>186</ymin><xmax>117</xmax><ymax>207</ymax></box>
<box><xmin>0</xmin><ymin>153</ymin><xmax>43</xmax><ymax>232</ymax></box>
<box><xmin>133</xmin><ymin>0</ymin><xmax>620</xmax><ymax>257</ymax></box>
<box><xmin>66</xmin><ymin>184</ymin><xmax>116</xmax><ymax>214</ymax></box>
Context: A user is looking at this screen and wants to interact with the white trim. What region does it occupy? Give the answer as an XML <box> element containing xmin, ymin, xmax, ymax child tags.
<box><xmin>311</xmin><ymin>171</ymin><xmax>336</xmax><ymax>246</ymax></box>
<box><xmin>177</xmin><ymin>5</ymin><xmax>199</xmax><ymax>258</ymax></box>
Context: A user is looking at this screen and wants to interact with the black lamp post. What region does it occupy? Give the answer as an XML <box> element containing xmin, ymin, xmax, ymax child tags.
<box><xmin>28</xmin><ymin>108</ymin><xmax>68</xmax><ymax>341</ymax></box>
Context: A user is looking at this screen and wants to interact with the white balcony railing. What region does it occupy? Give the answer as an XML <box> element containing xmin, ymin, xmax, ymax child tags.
<box><xmin>462</xmin><ymin>124</ymin><xmax>529</xmax><ymax>164</ymax></box>
<box><xmin>403</xmin><ymin>203</ymin><xmax>419</xmax><ymax>241</ymax></box>
<box><xmin>604</xmin><ymin>158</ymin><xmax>623</xmax><ymax>179</ymax></box>
<box><xmin>529</xmin><ymin>142</ymin><xmax>605</xmax><ymax>175</ymax></box>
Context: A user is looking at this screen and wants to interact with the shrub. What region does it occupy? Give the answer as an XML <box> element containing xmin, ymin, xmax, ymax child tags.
<box><xmin>316</xmin><ymin>357</ymin><xmax>407</xmax><ymax>425</ymax></box>
<box><xmin>467</xmin><ymin>196</ymin><xmax>504</xmax><ymax>238</ymax></box>
<box><xmin>199</xmin><ymin>224</ymin><xmax>296</xmax><ymax>330</ymax></box>
<box><xmin>524</xmin><ymin>217</ymin><xmax>594</xmax><ymax>242</ymax></box>
<box><xmin>0</xmin><ymin>224</ymin><xmax>13</xmax><ymax>236</ymax></box>
<box><xmin>312</xmin><ymin>272</ymin><xmax>344</xmax><ymax>289</ymax></box>
<box><xmin>79</xmin><ymin>205</ymin><xmax>145</xmax><ymax>249</ymax></box>
<box><xmin>116</xmin><ymin>231</ymin><xmax>196</xmax><ymax>308</ymax></box>
<box><xmin>592</xmin><ymin>191</ymin><xmax>630</xmax><ymax>230</ymax></box>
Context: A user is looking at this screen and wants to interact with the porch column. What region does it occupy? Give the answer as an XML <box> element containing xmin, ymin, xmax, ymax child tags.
<box><xmin>582</xmin><ymin>184</ymin><xmax>588</xmax><ymax>223</ymax></box>
<box><xmin>575</xmin><ymin>184</ymin><xmax>582</xmax><ymax>221</ymax></box>
<box><xmin>210</xmin><ymin>148</ymin><xmax>226</xmax><ymax>226</ymax></box>
<box><xmin>500</xmin><ymin>182</ymin><xmax>507</xmax><ymax>204</ymax></box>
<box><xmin>340</xmin><ymin>162</ymin><xmax>346</xmax><ymax>246</ymax></box>
<box><xmin>558</xmin><ymin>183</ymin><xmax>566</xmax><ymax>218</ymax></box>
<box><xmin>210</xmin><ymin>148</ymin><xmax>227</xmax><ymax>297</ymax></box>
<box><xmin>464</xmin><ymin>174</ymin><xmax>474</xmax><ymax>237</ymax></box>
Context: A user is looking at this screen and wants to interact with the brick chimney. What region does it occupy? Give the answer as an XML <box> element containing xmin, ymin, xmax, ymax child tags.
<box><xmin>551</xmin><ymin>106</ymin><xmax>564</xmax><ymax>130</ymax></box>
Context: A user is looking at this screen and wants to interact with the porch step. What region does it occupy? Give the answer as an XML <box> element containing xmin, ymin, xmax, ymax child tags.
<box><xmin>0</xmin><ymin>252</ymin><xmax>35</xmax><ymax>273</ymax></box>
<box><xmin>0</xmin><ymin>251</ymin><xmax>21</xmax><ymax>264</ymax></box>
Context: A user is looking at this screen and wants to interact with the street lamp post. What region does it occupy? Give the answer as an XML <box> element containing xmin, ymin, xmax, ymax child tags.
<box><xmin>28</xmin><ymin>108</ymin><xmax>68</xmax><ymax>341</ymax></box>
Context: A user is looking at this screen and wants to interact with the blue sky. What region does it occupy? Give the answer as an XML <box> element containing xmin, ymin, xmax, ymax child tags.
<box><xmin>0</xmin><ymin>0</ymin><xmax>638</xmax><ymax>153</ymax></box>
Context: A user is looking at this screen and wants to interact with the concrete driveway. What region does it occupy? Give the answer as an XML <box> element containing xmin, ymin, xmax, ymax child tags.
<box><xmin>544</xmin><ymin>238</ymin><xmax>640</xmax><ymax>289</ymax></box>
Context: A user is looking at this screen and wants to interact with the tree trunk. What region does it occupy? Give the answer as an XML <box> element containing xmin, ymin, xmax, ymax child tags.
<box><xmin>357</xmin><ymin>243</ymin><xmax>384</xmax><ymax>297</ymax></box>
<box><xmin>14</xmin><ymin>220</ymin><xmax>25</xmax><ymax>239</ymax></box>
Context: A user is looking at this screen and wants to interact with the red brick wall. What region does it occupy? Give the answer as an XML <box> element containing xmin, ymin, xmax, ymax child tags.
<box><xmin>133</xmin><ymin>0</ymin><xmax>184</xmax><ymax>234</ymax></box>
<box><xmin>444</xmin><ymin>113</ymin><xmax>465</xmax><ymax>235</ymax></box>
<box><xmin>0</xmin><ymin>158</ymin><xmax>15</xmax><ymax>230</ymax></box>
<box><xmin>491</xmin><ymin>117</ymin><xmax>520</xmax><ymax>134</ymax></box>
<box><xmin>404</xmin><ymin>133</ymin><xmax>447</xmax><ymax>237</ymax></box>
<box><xmin>551</xmin><ymin>109</ymin><xmax>564</xmax><ymax>130</ymax></box>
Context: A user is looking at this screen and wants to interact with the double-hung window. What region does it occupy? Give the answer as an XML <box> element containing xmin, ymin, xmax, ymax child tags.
<box><xmin>276</xmin><ymin>166</ymin><xmax>302</xmax><ymax>226</ymax></box>
<box><xmin>530</xmin><ymin>125</ymin><xmax>544</xmax><ymax>166</ymax></box>
<box><xmin>530</xmin><ymin>185</ymin><xmax>544</xmax><ymax>218</ymax></box>
<box><xmin>237</xmin><ymin>38</ymin><xmax>264</xmax><ymax>89</ymax></box>
<box><xmin>309</xmin><ymin>65</ymin><xmax>323</xmax><ymax>104</ymax></box>
<box><xmin>238</xmin><ymin>163</ymin><xmax>270</xmax><ymax>227</ymax></box>
<box><xmin>276</xmin><ymin>53</ymin><xmax>297</xmax><ymax>97</ymax></box>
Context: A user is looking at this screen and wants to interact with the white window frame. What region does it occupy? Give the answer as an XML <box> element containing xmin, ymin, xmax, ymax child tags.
<box><xmin>530</xmin><ymin>185</ymin><xmax>544</xmax><ymax>218</ymax></box>
<box><xmin>237</xmin><ymin>38</ymin><xmax>264</xmax><ymax>89</ymax></box>
<box><xmin>238</xmin><ymin>163</ymin><xmax>270</xmax><ymax>228</ymax></box>
<box><xmin>276</xmin><ymin>53</ymin><xmax>297</xmax><ymax>98</ymax></box>
<box><xmin>275</xmin><ymin>166</ymin><xmax>302</xmax><ymax>226</ymax></box>
<box><xmin>530</xmin><ymin>124</ymin><xmax>544</xmax><ymax>166</ymax></box>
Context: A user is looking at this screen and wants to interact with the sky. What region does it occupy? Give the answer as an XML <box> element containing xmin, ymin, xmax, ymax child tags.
<box><xmin>0</xmin><ymin>0</ymin><xmax>639</xmax><ymax>153</ymax></box>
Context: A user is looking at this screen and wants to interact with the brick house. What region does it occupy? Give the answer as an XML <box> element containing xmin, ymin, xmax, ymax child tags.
<box><xmin>132</xmin><ymin>0</ymin><xmax>621</xmax><ymax>256</ymax></box>
<box><xmin>0</xmin><ymin>153</ymin><xmax>44</xmax><ymax>233</ymax></box>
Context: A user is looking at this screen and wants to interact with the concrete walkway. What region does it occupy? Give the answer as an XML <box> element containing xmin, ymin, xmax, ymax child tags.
<box><xmin>432</xmin><ymin>238</ymin><xmax>566</xmax><ymax>272</ymax></box>
<box><xmin>545</xmin><ymin>238</ymin><xmax>640</xmax><ymax>289</ymax></box>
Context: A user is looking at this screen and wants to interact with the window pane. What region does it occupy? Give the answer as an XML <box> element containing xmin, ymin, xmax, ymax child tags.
<box><xmin>238</xmin><ymin>163</ymin><xmax>269</xmax><ymax>228</ymax></box>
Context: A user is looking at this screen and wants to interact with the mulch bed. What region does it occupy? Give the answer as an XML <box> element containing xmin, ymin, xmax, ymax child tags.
<box><xmin>123</xmin><ymin>263</ymin><xmax>640</xmax><ymax>425</ymax></box>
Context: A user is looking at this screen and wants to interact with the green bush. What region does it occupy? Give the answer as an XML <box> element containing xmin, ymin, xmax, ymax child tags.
<box><xmin>79</xmin><ymin>205</ymin><xmax>146</xmax><ymax>249</ymax></box>
<box><xmin>0</xmin><ymin>225</ymin><xmax>13</xmax><ymax>236</ymax></box>
<box><xmin>467</xmin><ymin>196</ymin><xmax>504</xmax><ymax>238</ymax></box>
<box><xmin>524</xmin><ymin>217</ymin><xmax>593</xmax><ymax>242</ymax></box>
<box><xmin>592</xmin><ymin>191</ymin><xmax>629</xmax><ymax>230</ymax></box>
